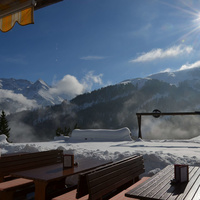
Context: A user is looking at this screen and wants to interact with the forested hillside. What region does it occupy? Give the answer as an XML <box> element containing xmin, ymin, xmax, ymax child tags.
<box><xmin>8</xmin><ymin>78</ymin><xmax>200</xmax><ymax>142</ymax></box>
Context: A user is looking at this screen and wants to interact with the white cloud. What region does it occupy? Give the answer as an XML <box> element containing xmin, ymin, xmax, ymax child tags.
<box><xmin>179</xmin><ymin>60</ymin><xmax>200</xmax><ymax>71</ymax></box>
<box><xmin>161</xmin><ymin>68</ymin><xmax>173</xmax><ymax>73</ymax></box>
<box><xmin>81</xmin><ymin>71</ymin><xmax>103</xmax><ymax>91</ymax></box>
<box><xmin>80</xmin><ymin>56</ymin><xmax>106</xmax><ymax>60</ymax></box>
<box><xmin>1</xmin><ymin>55</ymin><xmax>27</xmax><ymax>65</ymax></box>
<box><xmin>0</xmin><ymin>89</ymin><xmax>38</xmax><ymax>111</ymax></box>
<box><xmin>50</xmin><ymin>75</ymin><xmax>85</xmax><ymax>99</ymax></box>
<box><xmin>130</xmin><ymin>45</ymin><xmax>193</xmax><ymax>63</ymax></box>
<box><xmin>50</xmin><ymin>71</ymin><xmax>104</xmax><ymax>99</ymax></box>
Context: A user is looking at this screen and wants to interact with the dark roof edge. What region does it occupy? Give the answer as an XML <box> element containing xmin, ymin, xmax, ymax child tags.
<box><xmin>35</xmin><ymin>0</ymin><xmax>63</xmax><ymax>10</ymax></box>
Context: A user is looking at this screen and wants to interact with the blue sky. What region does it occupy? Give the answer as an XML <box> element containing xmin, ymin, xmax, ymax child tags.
<box><xmin>1</xmin><ymin>0</ymin><xmax>200</xmax><ymax>96</ymax></box>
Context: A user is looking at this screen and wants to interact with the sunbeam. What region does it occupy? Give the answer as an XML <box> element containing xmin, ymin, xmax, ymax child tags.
<box><xmin>158</xmin><ymin>0</ymin><xmax>200</xmax><ymax>47</ymax></box>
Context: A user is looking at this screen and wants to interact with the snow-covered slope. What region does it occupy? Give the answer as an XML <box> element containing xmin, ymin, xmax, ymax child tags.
<box><xmin>22</xmin><ymin>79</ymin><xmax>64</xmax><ymax>106</ymax></box>
<box><xmin>0</xmin><ymin>78</ymin><xmax>64</xmax><ymax>113</ymax></box>
<box><xmin>147</xmin><ymin>67</ymin><xmax>200</xmax><ymax>86</ymax></box>
<box><xmin>120</xmin><ymin>78</ymin><xmax>151</xmax><ymax>89</ymax></box>
<box><xmin>0</xmin><ymin>78</ymin><xmax>31</xmax><ymax>92</ymax></box>
<box><xmin>120</xmin><ymin>67</ymin><xmax>200</xmax><ymax>89</ymax></box>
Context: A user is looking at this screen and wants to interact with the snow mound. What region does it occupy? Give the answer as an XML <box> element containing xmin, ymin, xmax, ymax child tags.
<box><xmin>0</xmin><ymin>134</ymin><xmax>8</xmax><ymax>143</ymax></box>
<box><xmin>70</xmin><ymin>127</ymin><xmax>132</xmax><ymax>141</ymax></box>
<box><xmin>54</xmin><ymin>135</ymin><xmax>70</xmax><ymax>141</ymax></box>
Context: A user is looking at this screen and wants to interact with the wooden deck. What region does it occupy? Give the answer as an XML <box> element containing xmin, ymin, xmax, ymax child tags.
<box><xmin>126</xmin><ymin>165</ymin><xmax>200</xmax><ymax>200</ymax></box>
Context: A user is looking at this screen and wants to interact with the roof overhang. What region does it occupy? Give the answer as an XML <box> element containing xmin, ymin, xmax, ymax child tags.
<box><xmin>35</xmin><ymin>0</ymin><xmax>63</xmax><ymax>10</ymax></box>
<box><xmin>0</xmin><ymin>0</ymin><xmax>63</xmax><ymax>32</ymax></box>
<box><xmin>0</xmin><ymin>0</ymin><xmax>35</xmax><ymax>19</ymax></box>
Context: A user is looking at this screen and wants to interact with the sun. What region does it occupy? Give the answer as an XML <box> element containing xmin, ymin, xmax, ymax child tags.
<box><xmin>188</xmin><ymin>11</ymin><xmax>200</xmax><ymax>39</ymax></box>
<box><xmin>159</xmin><ymin>1</ymin><xmax>200</xmax><ymax>45</ymax></box>
<box><xmin>193</xmin><ymin>12</ymin><xmax>200</xmax><ymax>26</ymax></box>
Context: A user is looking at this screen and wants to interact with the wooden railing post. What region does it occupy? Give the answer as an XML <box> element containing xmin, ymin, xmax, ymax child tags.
<box><xmin>137</xmin><ymin>114</ymin><xmax>142</xmax><ymax>138</ymax></box>
<box><xmin>136</xmin><ymin>111</ymin><xmax>200</xmax><ymax>139</ymax></box>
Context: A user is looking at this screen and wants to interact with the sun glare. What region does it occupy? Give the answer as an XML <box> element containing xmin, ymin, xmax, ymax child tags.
<box><xmin>194</xmin><ymin>12</ymin><xmax>200</xmax><ymax>25</ymax></box>
<box><xmin>159</xmin><ymin>1</ymin><xmax>200</xmax><ymax>45</ymax></box>
<box><xmin>189</xmin><ymin>11</ymin><xmax>200</xmax><ymax>38</ymax></box>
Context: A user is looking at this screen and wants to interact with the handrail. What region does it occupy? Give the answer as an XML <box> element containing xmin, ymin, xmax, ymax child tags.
<box><xmin>136</xmin><ymin>111</ymin><xmax>200</xmax><ymax>138</ymax></box>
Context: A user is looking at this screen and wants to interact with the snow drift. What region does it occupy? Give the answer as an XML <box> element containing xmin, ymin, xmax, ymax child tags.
<box><xmin>0</xmin><ymin>134</ymin><xmax>7</xmax><ymax>144</ymax></box>
<box><xmin>2</xmin><ymin>133</ymin><xmax>200</xmax><ymax>177</ymax></box>
<box><xmin>70</xmin><ymin>127</ymin><xmax>132</xmax><ymax>141</ymax></box>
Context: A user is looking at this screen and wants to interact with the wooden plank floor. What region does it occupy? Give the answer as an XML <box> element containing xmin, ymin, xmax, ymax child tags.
<box><xmin>126</xmin><ymin>165</ymin><xmax>200</xmax><ymax>200</ymax></box>
<box><xmin>110</xmin><ymin>177</ymin><xmax>150</xmax><ymax>200</ymax></box>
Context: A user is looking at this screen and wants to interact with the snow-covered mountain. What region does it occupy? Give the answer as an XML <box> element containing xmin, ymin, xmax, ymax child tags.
<box><xmin>147</xmin><ymin>67</ymin><xmax>200</xmax><ymax>86</ymax></box>
<box><xmin>2</xmin><ymin>66</ymin><xmax>200</xmax><ymax>115</ymax></box>
<box><xmin>120</xmin><ymin>67</ymin><xmax>200</xmax><ymax>91</ymax></box>
<box><xmin>0</xmin><ymin>78</ymin><xmax>31</xmax><ymax>92</ymax></box>
<box><xmin>22</xmin><ymin>79</ymin><xmax>64</xmax><ymax>106</ymax></box>
<box><xmin>0</xmin><ymin>78</ymin><xmax>64</xmax><ymax>114</ymax></box>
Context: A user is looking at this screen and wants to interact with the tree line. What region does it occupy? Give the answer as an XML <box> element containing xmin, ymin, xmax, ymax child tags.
<box><xmin>0</xmin><ymin>110</ymin><xmax>10</xmax><ymax>141</ymax></box>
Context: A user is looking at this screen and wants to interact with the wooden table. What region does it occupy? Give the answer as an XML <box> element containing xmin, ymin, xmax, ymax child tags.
<box><xmin>12</xmin><ymin>159</ymin><xmax>110</xmax><ymax>200</ymax></box>
<box><xmin>125</xmin><ymin>165</ymin><xmax>200</xmax><ymax>200</ymax></box>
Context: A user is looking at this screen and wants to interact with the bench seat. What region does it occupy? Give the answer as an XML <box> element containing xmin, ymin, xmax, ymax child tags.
<box><xmin>0</xmin><ymin>178</ymin><xmax>34</xmax><ymax>200</ymax></box>
<box><xmin>52</xmin><ymin>177</ymin><xmax>149</xmax><ymax>200</ymax></box>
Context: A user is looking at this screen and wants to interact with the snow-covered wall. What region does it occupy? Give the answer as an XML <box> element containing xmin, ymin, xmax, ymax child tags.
<box><xmin>70</xmin><ymin>127</ymin><xmax>132</xmax><ymax>141</ymax></box>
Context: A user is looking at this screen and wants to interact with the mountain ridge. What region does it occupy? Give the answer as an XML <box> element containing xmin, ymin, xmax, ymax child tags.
<box><xmin>1</xmin><ymin>66</ymin><xmax>200</xmax><ymax>114</ymax></box>
<box><xmin>6</xmin><ymin>66</ymin><xmax>200</xmax><ymax>142</ymax></box>
<box><xmin>0</xmin><ymin>78</ymin><xmax>64</xmax><ymax>113</ymax></box>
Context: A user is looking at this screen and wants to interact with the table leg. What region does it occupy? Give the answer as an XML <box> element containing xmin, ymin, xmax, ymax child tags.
<box><xmin>34</xmin><ymin>180</ymin><xmax>48</xmax><ymax>200</ymax></box>
<box><xmin>0</xmin><ymin>176</ymin><xmax>4</xmax><ymax>183</ymax></box>
<box><xmin>0</xmin><ymin>191</ymin><xmax>14</xmax><ymax>200</ymax></box>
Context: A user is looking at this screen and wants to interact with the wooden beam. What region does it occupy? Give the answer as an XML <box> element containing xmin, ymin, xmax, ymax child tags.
<box><xmin>136</xmin><ymin>111</ymin><xmax>200</xmax><ymax>116</ymax></box>
<box><xmin>136</xmin><ymin>111</ymin><xmax>200</xmax><ymax>138</ymax></box>
<box><xmin>137</xmin><ymin>115</ymin><xmax>142</xmax><ymax>139</ymax></box>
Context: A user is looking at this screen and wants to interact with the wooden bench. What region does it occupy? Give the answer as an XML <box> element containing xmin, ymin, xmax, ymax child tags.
<box><xmin>52</xmin><ymin>155</ymin><xmax>144</xmax><ymax>200</ymax></box>
<box><xmin>0</xmin><ymin>149</ymin><xmax>63</xmax><ymax>200</ymax></box>
<box><xmin>86</xmin><ymin>155</ymin><xmax>144</xmax><ymax>200</ymax></box>
<box><xmin>0</xmin><ymin>178</ymin><xmax>34</xmax><ymax>200</ymax></box>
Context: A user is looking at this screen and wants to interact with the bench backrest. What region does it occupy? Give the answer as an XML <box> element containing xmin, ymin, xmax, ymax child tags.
<box><xmin>76</xmin><ymin>156</ymin><xmax>139</xmax><ymax>199</ymax></box>
<box><xmin>76</xmin><ymin>161</ymin><xmax>114</xmax><ymax>199</ymax></box>
<box><xmin>0</xmin><ymin>150</ymin><xmax>63</xmax><ymax>180</ymax></box>
<box><xmin>86</xmin><ymin>155</ymin><xmax>144</xmax><ymax>200</ymax></box>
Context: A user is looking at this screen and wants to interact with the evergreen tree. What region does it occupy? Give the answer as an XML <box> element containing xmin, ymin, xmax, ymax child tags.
<box><xmin>64</xmin><ymin>127</ymin><xmax>71</xmax><ymax>136</ymax></box>
<box><xmin>74</xmin><ymin>123</ymin><xmax>79</xmax><ymax>129</ymax></box>
<box><xmin>55</xmin><ymin>124</ymin><xmax>79</xmax><ymax>137</ymax></box>
<box><xmin>56</xmin><ymin>127</ymin><xmax>63</xmax><ymax>136</ymax></box>
<box><xmin>0</xmin><ymin>110</ymin><xmax>10</xmax><ymax>140</ymax></box>
<box><xmin>56</xmin><ymin>127</ymin><xmax>71</xmax><ymax>136</ymax></box>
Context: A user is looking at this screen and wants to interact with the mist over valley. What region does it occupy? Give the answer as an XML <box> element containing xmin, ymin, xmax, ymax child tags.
<box><xmin>2</xmin><ymin>67</ymin><xmax>200</xmax><ymax>142</ymax></box>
